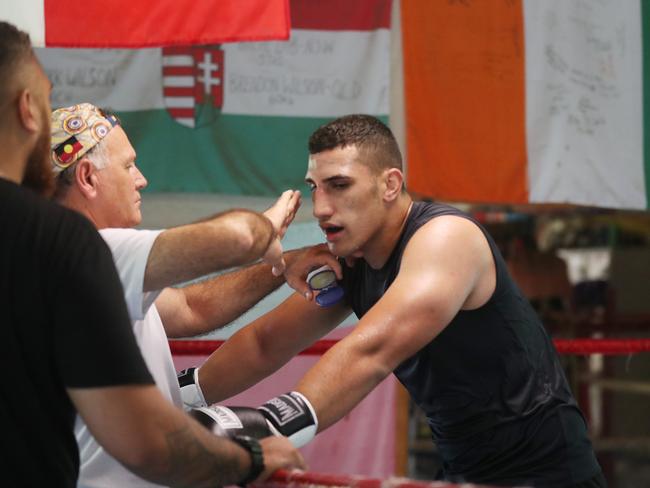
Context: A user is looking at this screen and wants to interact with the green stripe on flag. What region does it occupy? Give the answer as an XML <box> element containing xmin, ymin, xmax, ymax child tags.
<box><xmin>119</xmin><ymin>110</ymin><xmax>328</xmax><ymax>196</ymax></box>
<box><xmin>644</xmin><ymin>0</ymin><xmax>650</xmax><ymax>208</ymax></box>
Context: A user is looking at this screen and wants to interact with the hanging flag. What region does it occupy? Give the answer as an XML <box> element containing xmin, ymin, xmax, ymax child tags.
<box><xmin>161</xmin><ymin>46</ymin><xmax>225</xmax><ymax>128</ymax></box>
<box><xmin>35</xmin><ymin>0</ymin><xmax>391</xmax><ymax>195</ymax></box>
<box><xmin>1</xmin><ymin>0</ymin><xmax>290</xmax><ymax>48</ymax></box>
<box><xmin>402</xmin><ymin>0</ymin><xmax>650</xmax><ymax>210</ymax></box>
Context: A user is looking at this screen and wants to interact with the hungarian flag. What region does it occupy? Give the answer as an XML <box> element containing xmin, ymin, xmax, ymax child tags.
<box><xmin>36</xmin><ymin>0</ymin><xmax>391</xmax><ymax>195</ymax></box>
<box><xmin>1</xmin><ymin>0</ymin><xmax>289</xmax><ymax>47</ymax></box>
<box><xmin>402</xmin><ymin>0</ymin><xmax>650</xmax><ymax>210</ymax></box>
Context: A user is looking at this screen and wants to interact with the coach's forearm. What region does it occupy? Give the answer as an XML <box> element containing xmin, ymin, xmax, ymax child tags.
<box><xmin>70</xmin><ymin>385</ymin><xmax>252</xmax><ymax>487</ymax></box>
<box><xmin>144</xmin><ymin>209</ymin><xmax>275</xmax><ymax>292</ymax></box>
<box><xmin>161</xmin><ymin>250</ymin><xmax>310</xmax><ymax>338</ymax></box>
<box><xmin>197</xmin><ymin>249</ymin><xmax>306</xmax><ymax>322</ymax></box>
<box><xmin>124</xmin><ymin>411</ymin><xmax>251</xmax><ymax>487</ymax></box>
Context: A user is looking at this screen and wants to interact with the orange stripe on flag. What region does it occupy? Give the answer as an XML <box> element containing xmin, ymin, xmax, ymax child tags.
<box><xmin>402</xmin><ymin>0</ymin><xmax>527</xmax><ymax>204</ymax></box>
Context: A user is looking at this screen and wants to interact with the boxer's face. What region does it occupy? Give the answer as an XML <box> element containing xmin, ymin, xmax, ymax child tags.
<box><xmin>306</xmin><ymin>145</ymin><xmax>386</xmax><ymax>259</ymax></box>
<box><xmin>91</xmin><ymin>126</ymin><xmax>148</xmax><ymax>228</ymax></box>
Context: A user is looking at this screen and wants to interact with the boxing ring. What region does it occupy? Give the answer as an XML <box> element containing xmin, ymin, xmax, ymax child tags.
<box><xmin>170</xmin><ymin>338</ymin><xmax>650</xmax><ymax>357</ymax></box>
<box><xmin>170</xmin><ymin>337</ymin><xmax>650</xmax><ymax>487</ymax></box>
<box><xmin>254</xmin><ymin>469</ymin><xmax>501</xmax><ymax>488</ymax></box>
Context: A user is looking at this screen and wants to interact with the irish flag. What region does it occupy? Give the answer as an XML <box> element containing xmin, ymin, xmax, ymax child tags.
<box><xmin>402</xmin><ymin>0</ymin><xmax>650</xmax><ymax>210</ymax></box>
<box><xmin>1</xmin><ymin>0</ymin><xmax>289</xmax><ymax>47</ymax></box>
<box><xmin>35</xmin><ymin>0</ymin><xmax>391</xmax><ymax>196</ymax></box>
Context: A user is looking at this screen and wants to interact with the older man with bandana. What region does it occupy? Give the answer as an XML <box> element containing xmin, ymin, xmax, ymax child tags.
<box><xmin>50</xmin><ymin>102</ymin><xmax>336</xmax><ymax>488</ymax></box>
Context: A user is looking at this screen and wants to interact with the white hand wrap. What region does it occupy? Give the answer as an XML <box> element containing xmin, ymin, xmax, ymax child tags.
<box><xmin>258</xmin><ymin>391</ymin><xmax>318</xmax><ymax>448</ymax></box>
<box><xmin>178</xmin><ymin>367</ymin><xmax>207</xmax><ymax>410</ymax></box>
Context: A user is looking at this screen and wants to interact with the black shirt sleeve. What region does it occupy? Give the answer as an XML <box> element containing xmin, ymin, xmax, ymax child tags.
<box><xmin>49</xmin><ymin>209</ymin><xmax>153</xmax><ymax>388</ymax></box>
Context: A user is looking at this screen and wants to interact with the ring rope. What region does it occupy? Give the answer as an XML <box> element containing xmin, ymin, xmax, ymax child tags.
<box><xmin>169</xmin><ymin>338</ymin><xmax>650</xmax><ymax>356</ymax></box>
<box><xmin>255</xmin><ymin>469</ymin><xmax>499</xmax><ymax>488</ymax></box>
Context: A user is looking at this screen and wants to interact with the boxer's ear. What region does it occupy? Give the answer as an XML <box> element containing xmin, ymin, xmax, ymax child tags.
<box><xmin>383</xmin><ymin>168</ymin><xmax>403</xmax><ymax>202</ymax></box>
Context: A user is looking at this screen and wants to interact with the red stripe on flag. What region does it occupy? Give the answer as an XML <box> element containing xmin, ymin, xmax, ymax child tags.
<box><xmin>163</xmin><ymin>47</ymin><xmax>195</xmax><ymax>56</ymax></box>
<box><xmin>163</xmin><ymin>87</ymin><xmax>196</xmax><ymax>97</ymax></box>
<box><xmin>289</xmin><ymin>0</ymin><xmax>391</xmax><ymax>31</ymax></box>
<box><xmin>44</xmin><ymin>0</ymin><xmax>290</xmax><ymax>48</ymax></box>
<box><xmin>167</xmin><ymin>108</ymin><xmax>194</xmax><ymax>118</ymax></box>
<box><xmin>162</xmin><ymin>66</ymin><xmax>196</xmax><ymax>77</ymax></box>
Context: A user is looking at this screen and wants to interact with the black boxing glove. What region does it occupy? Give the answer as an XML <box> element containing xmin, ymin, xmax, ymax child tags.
<box><xmin>190</xmin><ymin>392</ymin><xmax>318</xmax><ymax>448</ymax></box>
<box><xmin>189</xmin><ymin>405</ymin><xmax>272</xmax><ymax>439</ymax></box>
<box><xmin>188</xmin><ymin>407</ymin><xmax>269</xmax><ymax>486</ymax></box>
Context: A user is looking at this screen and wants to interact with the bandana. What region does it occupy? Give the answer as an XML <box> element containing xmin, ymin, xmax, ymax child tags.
<box><xmin>50</xmin><ymin>103</ymin><xmax>119</xmax><ymax>173</ymax></box>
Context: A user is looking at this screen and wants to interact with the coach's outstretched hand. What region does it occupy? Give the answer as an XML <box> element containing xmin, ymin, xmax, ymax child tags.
<box><xmin>263</xmin><ymin>190</ymin><xmax>302</xmax><ymax>276</ymax></box>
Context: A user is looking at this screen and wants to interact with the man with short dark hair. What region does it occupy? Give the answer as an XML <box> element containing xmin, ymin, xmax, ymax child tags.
<box><xmin>0</xmin><ymin>20</ymin><xmax>305</xmax><ymax>488</ymax></box>
<box><xmin>183</xmin><ymin>114</ymin><xmax>607</xmax><ymax>487</ymax></box>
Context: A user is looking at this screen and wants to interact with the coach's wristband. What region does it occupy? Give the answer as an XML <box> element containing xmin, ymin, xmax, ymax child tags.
<box><xmin>232</xmin><ymin>435</ymin><xmax>265</xmax><ymax>486</ymax></box>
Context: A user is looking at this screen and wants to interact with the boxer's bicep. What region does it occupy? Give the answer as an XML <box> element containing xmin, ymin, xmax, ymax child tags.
<box><xmin>347</xmin><ymin>217</ymin><xmax>486</xmax><ymax>369</ymax></box>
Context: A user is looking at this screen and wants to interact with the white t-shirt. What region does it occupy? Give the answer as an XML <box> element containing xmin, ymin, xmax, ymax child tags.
<box><xmin>76</xmin><ymin>228</ymin><xmax>182</xmax><ymax>488</ymax></box>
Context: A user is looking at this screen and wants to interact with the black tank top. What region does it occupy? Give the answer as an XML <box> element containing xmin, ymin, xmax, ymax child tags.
<box><xmin>341</xmin><ymin>202</ymin><xmax>600</xmax><ymax>487</ymax></box>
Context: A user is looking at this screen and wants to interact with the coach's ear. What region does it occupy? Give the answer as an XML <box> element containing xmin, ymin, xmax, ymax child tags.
<box><xmin>75</xmin><ymin>158</ymin><xmax>100</xmax><ymax>199</ymax></box>
<box><xmin>382</xmin><ymin>167</ymin><xmax>404</xmax><ymax>202</ymax></box>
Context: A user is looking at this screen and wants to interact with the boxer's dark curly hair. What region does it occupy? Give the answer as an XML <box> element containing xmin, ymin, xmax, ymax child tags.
<box><xmin>308</xmin><ymin>114</ymin><xmax>403</xmax><ymax>173</ymax></box>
